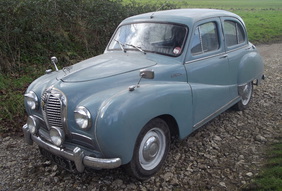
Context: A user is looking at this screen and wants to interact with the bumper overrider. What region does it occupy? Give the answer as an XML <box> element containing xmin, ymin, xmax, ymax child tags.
<box><xmin>22</xmin><ymin>124</ymin><xmax>121</xmax><ymax>172</ymax></box>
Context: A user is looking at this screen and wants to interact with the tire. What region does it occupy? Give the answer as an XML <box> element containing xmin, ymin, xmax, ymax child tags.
<box><xmin>234</xmin><ymin>81</ymin><xmax>253</xmax><ymax>111</ymax></box>
<box><xmin>125</xmin><ymin>118</ymin><xmax>170</xmax><ymax>180</ymax></box>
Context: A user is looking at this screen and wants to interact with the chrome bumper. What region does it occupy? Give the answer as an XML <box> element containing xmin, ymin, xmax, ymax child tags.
<box><xmin>22</xmin><ymin>124</ymin><xmax>121</xmax><ymax>172</ymax></box>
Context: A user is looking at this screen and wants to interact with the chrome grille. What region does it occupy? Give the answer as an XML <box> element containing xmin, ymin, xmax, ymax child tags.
<box><xmin>45</xmin><ymin>95</ymin><xmax>63</xmax><ymax>128</ymax></box>
<box><xmin>41</xmin><ymin>87</ymin><xmax>67</xmax><ymax>130</ymax></box>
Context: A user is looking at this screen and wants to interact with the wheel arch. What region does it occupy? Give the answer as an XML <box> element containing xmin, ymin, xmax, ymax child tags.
<box><xmin>158</xmin><ymin>114</ymin><xmax>180</xmax><ymax>140</ymax></box>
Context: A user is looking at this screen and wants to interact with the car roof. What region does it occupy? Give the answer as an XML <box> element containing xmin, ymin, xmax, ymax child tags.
<box><xmin>120</xmin><ymin>9</ymin><xmax>244</xmax><ymax>27</ymax></box>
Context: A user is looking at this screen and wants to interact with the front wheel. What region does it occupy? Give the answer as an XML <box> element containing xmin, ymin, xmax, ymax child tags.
<box><xmin>125</xmin><ymin>118</ymin><xmax>170</xmax><ymax>180</ymax></box>
<box><xmin>234</xmin><ymin>81</ymin><xmax>253</xmax><ymax>111</ymax></box>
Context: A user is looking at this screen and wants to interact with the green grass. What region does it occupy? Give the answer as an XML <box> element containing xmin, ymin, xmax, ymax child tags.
<box><xmin>123</xmin><ymin>0</ymin><xmax>282</xmax><ymax>44</ymax></box>
<box><xmin>123</xmin><ymin>0</ymin><xmax>281</xmax><ymax>9</ymax></box>
<box><xmin>233</xmin><ymin>10</ymin><xmax>282</xmax><ymax>43</ymax></box>
<box><xmin>0</xmin><ymin>74</ymin><xmax>29</xmax><ymax>133</ymax></box>
<box><xmin>243</xmin><ymin>140</ymin><xmax>282</xmax><ymax>190</ymax></box>
<box><xmin>0</xmin><ymin>64</ymin><xmax>45</xmax><ymax>134</ymax></box>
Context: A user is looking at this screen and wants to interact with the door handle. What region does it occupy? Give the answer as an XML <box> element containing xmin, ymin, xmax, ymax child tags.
<box><xmin>219</xmin><ymin>54</ymin><xmax>228</xmax><ymax>59</ymax></box>
<box><xmin>246</xmin><ymin>45</ymin><xmax>255</xmax><ymax>50</ymax></box>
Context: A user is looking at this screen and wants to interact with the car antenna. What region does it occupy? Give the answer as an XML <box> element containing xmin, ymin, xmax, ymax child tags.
<box><xmin>150</xmin><ymin>1</ymin><xmax>168</xmax><ymax>19</ymax></box>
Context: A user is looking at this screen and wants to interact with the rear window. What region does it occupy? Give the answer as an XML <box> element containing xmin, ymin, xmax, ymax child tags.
<box><xmin>224</xmin><ymin>21</ymin><xmax>246</xmax><ymax>47</ymax></box>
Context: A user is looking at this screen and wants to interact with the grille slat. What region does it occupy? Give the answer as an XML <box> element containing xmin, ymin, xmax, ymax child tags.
<box><xmin>46</xmin><ymin>109</ymin><xmax>61</xmax><ymax>114</ymax></box>
<box><xmin>46</xmin><ymin>106</ymin><xmax>60</xmax><ymax>110</ymax></box>
<box><xmin>48</xmin><ymin>120</ymin><xmax>61</xmax><ymax>124</ymax></box>
<box><xmin>46</xmin><ymin>116</ymin><xmax>61</xmax><ymax>121</ymax></box>
<box><xmin>47</xmin><ymin>103</ymin><xmax>60</xmax><ymax>106</ymax></box>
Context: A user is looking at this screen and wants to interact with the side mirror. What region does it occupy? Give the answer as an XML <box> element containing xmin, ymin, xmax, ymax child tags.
<box><xmin>140</xmin><ymin>69</ymin><xmax>154</xmax><ymax>79</ymax></box>
<box><xmin>129</xmin><ymin>69</ymin><xmax>154</xmax><ymax>91</ymax></box>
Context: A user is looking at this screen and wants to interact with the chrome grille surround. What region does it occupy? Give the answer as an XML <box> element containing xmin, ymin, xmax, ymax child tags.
<box><xmin>41</xmin><ymin>86</ymin><xmax>67</xmax><ymax>131</ymax></box>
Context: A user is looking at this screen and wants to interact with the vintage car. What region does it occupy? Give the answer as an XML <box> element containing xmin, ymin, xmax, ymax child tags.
<box><xmin>23</xmin><ymin>9</ymin><xmax>264</xmax><ymax>180</ymax></box>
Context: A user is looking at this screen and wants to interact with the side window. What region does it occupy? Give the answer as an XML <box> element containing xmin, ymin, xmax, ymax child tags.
<box><xmin>191</xmin><ymin>22</ymin><xmax>219</xmax><ymax>55</ymax></box>
<box><xmin>224</xmin><ymin>20</ymin><xmax>246</xmax><ymax>47</ymax></box>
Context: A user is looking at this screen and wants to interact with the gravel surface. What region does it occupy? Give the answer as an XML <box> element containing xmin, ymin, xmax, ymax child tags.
<box><xmin>0</xmin><ymin>43</ymin><xmax>281</xmax><ymax>191</ymax></box>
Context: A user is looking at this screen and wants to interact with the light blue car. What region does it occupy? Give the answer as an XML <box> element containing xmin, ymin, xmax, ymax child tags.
<box><xmin>23</xmin><ymin>9</ymin><xmax>264</xmax><ymax>180</ymax></box>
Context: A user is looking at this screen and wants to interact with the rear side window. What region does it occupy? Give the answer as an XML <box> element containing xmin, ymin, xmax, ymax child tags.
<box><xmin>191</xmin><ymin>22</ymin><xmax>219</xmax><ymax>55</ymax></box>
<box><xmin>224</xmin><ymin>21</ymin><xmax>246</xmax><ymax>47</ymax></box>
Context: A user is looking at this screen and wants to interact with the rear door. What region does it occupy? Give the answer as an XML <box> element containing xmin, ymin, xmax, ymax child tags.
<box><xmin>184</xmin><ymin>18</ymin><xmax>233</xmax><ymax>128</ymax></box>
<box><xmin>221</xmin><ymin>17</ymin><xmax>249</xmax><ymax>97</ymax></box>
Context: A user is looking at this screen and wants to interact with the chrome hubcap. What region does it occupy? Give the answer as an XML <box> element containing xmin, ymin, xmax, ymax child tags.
<box><xmin>139</xmin><ymin>128</ymin><xmax>166</xmax><ymax>170</ymax></box>
<box><xmin>143</xmin><ymin>136</ymin><xmax>160</xmax><ymax>162</ymax></box>
<box><xmin>241</xmin><ymin>82</ymin><xmax>252</xmax><ymax>105</ymax></box>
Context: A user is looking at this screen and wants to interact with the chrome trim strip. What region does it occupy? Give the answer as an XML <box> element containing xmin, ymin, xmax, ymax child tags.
<box><xmin>22</xmin><ymin>124</ymin><xmax>122</xmax><ymax>171</ymax></box>
<box><xmin>185</xmin><ymin>52</ymin><xmax>227</xmax><ymax>64</ymax></box>
<box><xmin>71</xmin><ymin>132</ymin><xmax>98</xmax><ymax>150</ymax></box>
<box><xmin>193</xmin><ymin>96</ymin><xmax>240</xmax><ymax>129</ymax></box>
<box><xmin>226</xmin><ymin>44</ymin><xmax>248</xmax><ymax>53</ymax></box>
<box><xmin>185</xmin><ymin>44</ymin><xmax>249</xmax><ymax>65</ymax></box>
<box><xmin>71</xmin><ymin>132</ymin><xmax>93</xmax><ymax>142</ymax></box>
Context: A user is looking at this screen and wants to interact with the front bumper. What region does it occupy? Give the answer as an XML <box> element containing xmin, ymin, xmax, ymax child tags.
<box><xmin>22</xmin><ymin>124</ymin><xmax>121</xmax><ymax>172</ymax></box>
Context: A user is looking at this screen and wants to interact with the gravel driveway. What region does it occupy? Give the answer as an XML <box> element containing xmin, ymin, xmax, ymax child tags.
<box><xmin>1</xmin><ymin>43</ymin><xmax>281</xmax><ymax>191</ymax></box>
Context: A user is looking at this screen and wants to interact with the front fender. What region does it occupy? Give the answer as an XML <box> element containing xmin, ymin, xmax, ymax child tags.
<box><xmin>95</xmin><ymin>82</ymin><xmax>192</xmax><ymax>164</ymax></box>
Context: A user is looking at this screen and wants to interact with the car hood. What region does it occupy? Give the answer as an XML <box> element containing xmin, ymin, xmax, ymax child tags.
<box><xmin>57</xmin><ymin>52</ymin><xmax>156</xmax><ymax>82</ymax></box>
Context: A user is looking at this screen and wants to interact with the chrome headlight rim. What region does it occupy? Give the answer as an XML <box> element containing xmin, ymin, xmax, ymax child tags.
<box><xmin>74</xmin><ymin>106</ymin><xmax>92</xmax><ymax>130</ymax></box>
<box><xmin>50</xmin><ymin>126</ymin><xmax>65</xmax><ymax>147</ymax></box>
<box><xmin>24</xmin><ymin>91</ymin><xmax>39</xmax><ymax>110</ymax></box>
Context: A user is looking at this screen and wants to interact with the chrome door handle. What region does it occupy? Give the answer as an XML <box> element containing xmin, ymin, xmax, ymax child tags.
<box><xmin>219</xmin><ymin>54</ymin><xmax>228</xmax><ymax>59</ymax></box>
<box><xmin>246</xmin><ymin>45</ymin><xmax>255</xmax><ymax>50</ymax></box>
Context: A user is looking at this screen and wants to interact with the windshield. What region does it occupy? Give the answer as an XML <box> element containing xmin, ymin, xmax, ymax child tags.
<box><xmin>108</xmin><ymin>23</ymin><xmax>188</xmax><ymax>56</ymax></box>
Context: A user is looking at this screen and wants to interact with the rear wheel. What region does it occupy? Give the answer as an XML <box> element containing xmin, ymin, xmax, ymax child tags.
<box><xmin>234</xmin><ymin>81</ymin><xmax>253</xmax><ymax>111</ymax></box>
<box><xmin>125</xmin><ymin>118</ymin><xmax>170</xmax><ymax>180</ymax></box>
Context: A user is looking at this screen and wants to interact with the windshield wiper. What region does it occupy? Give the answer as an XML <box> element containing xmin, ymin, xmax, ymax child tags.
<box><xmin>114</xmin><ymin>39</ymin><xmax>126</xmax><ymax>53</ymax></box>
<box><xmin>125</xmin><ymin>43</ymin><xmax>146</xmax><ymax>54</ymax></box>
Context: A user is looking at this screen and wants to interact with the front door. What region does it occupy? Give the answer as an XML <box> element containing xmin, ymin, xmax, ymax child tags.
<box><xmin>184</xmin><ymin>19</ymin><xmax>233</xmax><ymax>128</ymax></box>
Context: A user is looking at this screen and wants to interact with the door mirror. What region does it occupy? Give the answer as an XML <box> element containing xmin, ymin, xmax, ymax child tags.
<box><xmin>129</xmin><ymin>69</ymin><xmax>154</xmax><ymax>91</ymax></box>
<box><xmin>140</xmin><ymin>69</ymin><xmax>154</xmax><ymax>79</ymax></box>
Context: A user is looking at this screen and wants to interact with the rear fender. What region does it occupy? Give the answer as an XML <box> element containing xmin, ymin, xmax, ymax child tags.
<box><xmin>238</xmin><ymin>45</ymin><xmax>264</xmax><ymax>85</ymax></box>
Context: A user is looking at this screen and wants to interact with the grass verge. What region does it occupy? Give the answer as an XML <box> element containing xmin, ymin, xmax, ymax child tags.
<box><xmin>243</xmin><ymin>139</ymin><xmax>282</xmax><ymax>190</ymax></box>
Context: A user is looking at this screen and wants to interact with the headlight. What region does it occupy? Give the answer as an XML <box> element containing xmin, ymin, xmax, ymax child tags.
<box><xmin>24</xmin><ymin>91</ymin><xmax>38</xmax><ymax>110</ymax></box>
<box><xmin>50</xmin><ymin>127</ymin><xmax>65</xmax><ymax>146</ymax></box>
<box><xmin>27</xmin><ymin>116</ymin><xmax>39</xmax><ymax>134</ymax></box>
<box><xmin>74</xmin><ymin>106</ymin><xmax>92</xmax><ymax>129</ymax></box>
